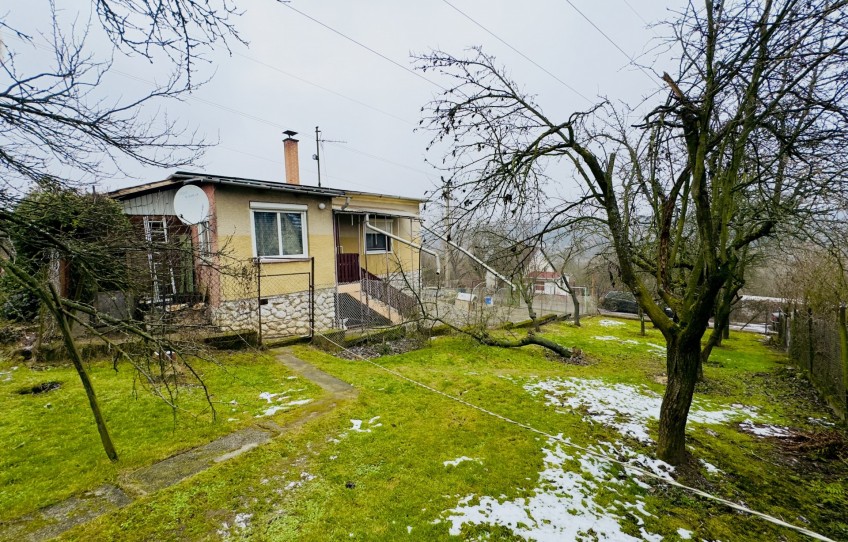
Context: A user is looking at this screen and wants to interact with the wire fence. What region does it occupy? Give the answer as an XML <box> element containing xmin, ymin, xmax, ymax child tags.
<box><xmin>784</xmin><ymin>309</ymin><xmax>846</xmax><ymax>418</ymax></box>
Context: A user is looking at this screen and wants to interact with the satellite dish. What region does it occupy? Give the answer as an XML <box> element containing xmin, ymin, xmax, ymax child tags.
<box><xmin>173</xmin><ymin>185</ymin><xmax>210</xmax><ymax>225</ymax></box>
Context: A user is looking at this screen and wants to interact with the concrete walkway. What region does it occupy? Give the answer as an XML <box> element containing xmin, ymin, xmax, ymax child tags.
<box><xmin>0</xmin><ymin>349</ymin><xmax>356</xmax><ymax>542</ymax></box>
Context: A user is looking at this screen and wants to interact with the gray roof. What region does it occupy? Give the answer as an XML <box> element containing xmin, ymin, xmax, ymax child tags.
<box><xmin>109</xmin><ymin>171</ymin><xmax>424</xmax><ymax>202</ymax></box>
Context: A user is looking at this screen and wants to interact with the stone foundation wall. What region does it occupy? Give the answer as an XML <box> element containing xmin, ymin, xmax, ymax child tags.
<box><xmin>212</xmin><ymin>288</ymin><xmax>336</xmax><ymax>337</ymax></box>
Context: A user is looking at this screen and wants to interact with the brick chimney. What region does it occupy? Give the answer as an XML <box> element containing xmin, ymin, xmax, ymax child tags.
<box><xmin>283</xmin><ymin>130</ymin><xmax>300</xmax><ymax>185</ymax></box>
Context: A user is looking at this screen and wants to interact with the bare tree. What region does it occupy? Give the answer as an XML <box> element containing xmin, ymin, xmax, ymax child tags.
<box><xmin>0</xmin><ymin>0</ymin><xmax>246</xmax><ymax>460</ymax></box>
<box><xmin>418</xmin><ymin>0</ymin><xmax>848</xmax><ymax>464</ymax></box>
<box><xmin>1</xmin><ymin>0</ymin><xmax>244</xmax><ymax>188</ymax></box>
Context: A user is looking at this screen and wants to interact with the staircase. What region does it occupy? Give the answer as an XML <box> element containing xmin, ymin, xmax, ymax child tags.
<box><xmin>337</xmin><ymin>282</ymin><xmax>404</xmax><ymax>325</ymax></box>
<box><xmin>335</xmin><ymin>255</ymin><xmax>418</xmax><ymax>328</ymax></box>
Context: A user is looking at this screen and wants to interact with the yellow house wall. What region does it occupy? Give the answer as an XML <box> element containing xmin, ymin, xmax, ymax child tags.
<box><xmin>333</xmin><ymin>193</ymin><xmax>421</xmax><ymax>278</ymax></box>
<box><xmin>214</xmin><ymin>186</ymin><xmax>337</xmax><ymax>299</ymax></box>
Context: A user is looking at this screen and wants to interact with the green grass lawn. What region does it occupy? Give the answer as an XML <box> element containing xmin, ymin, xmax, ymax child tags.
<box><xmin>7</xmin><ymin>316</ymin><xmax>847</xmax><ymax>541</ymax></box>
<box><xmin>0</xmin><ymin>350</ymin><xmax>322</xmax><ymax>521</ymax></box>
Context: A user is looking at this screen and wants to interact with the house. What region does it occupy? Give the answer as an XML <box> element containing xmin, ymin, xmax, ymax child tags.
<box><xmin>525</xmin><ymin>249</ymin><xmax>570</xmax><ymax>296</ymax></box>
<box><xmin>109</xmin><ymin>134</ymin><xmax>424</xmax><ymax>340</ymax></box>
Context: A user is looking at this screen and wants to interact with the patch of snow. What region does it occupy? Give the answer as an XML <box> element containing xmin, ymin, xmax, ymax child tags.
<box><xmin>739</xmin><ymin>420</ymin><xmax>793</xmax><ymax>437</ymax></box>
<box><xmin>593</xmin><ymin>335</ymin><xmax>619</xmax><ymax>341</ymax></box>
<box><xmin>234</xmin><ymin>513</ymin><xmax>252</xmax><ymax>530</ymax></box>
<box><xmin>621</xmin><ymin>339</ymin><xmax>639</xmax><ymax>345</ymax></box>
<box><xmin>259</xmin><ymin>392</ymin><xmax>278</xmax><ymax>403</ymax></box>
<box><xmin>526</xmin><ymin>378</ymin><xmax>759</xmax><ymax>444</ymax></box>
<box><xmin>255</xmin><ymin>398</ymin><xmax>312</xmax><ymax>418</ymax></box>
<box><xmin>599</xmin><ymin>319</ymin><xmax>625</xmax><ymax>327</ymax></box>
<box><xmin>407</xmin><ymin>526</ymin><xmax>413</xmax><ymax>534</ymax></box>
<box><xmin>677</xmin><ymin>527</ymin><xmax>693</xmax><ymax>539</ymax></box>
<box><xmin>443</xmin><ymin>437</ymin><xmax>671</xmax><ymax>541</ymax></box>
<box><xmin>349</xmin><ymin>417</ymin><xmax>382</xmax><ymax>433</ymax></box>
<box><xmin>443</xmin><ymin>456</ymin><xmax>481</xmax><ymax>467</ymax></box>
<box><xmin>287</xmin><ymin>376</ymin><xmax>298</xmax><ymax>380</ymax></box>
<box><xmin>700</xmin><ymin>460</ymin><xmax>722</xmax><ymax>474</ymax></box>
<box><xmin>226</xmin><ymin>417</ymin><xmax>237</xmax><ymax>422</ymax></box>
<box><xmin>807</xmin><ymin>417</ymin><xmax>835</xmax><ymax>427</ymax></box>
<box><xmin>282</xmin><ymin>472</ymin><xmax>315</xmax><ymax>491</ymax></box>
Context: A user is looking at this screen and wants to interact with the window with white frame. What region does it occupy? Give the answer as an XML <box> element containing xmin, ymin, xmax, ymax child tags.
<box><xmin>366</xmin><ymin>217</ymin><xmax>393</xmax><ymax>253</ymax></box>
<box><xmin>250</xmin><ymin>202</ymin><xmax>308</xmax><ymax>258</ymax></box>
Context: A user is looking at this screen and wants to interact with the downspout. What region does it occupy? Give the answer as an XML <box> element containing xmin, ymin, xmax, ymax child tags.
<box><xmin>365</xmin><ymin>214</ymin><xmax>440</xmax><ymax>274</ymax></box>
<box><xmin>420</xmin><ymin>224</ymin><xmax>515</xmax><ymax>290</ymax></box>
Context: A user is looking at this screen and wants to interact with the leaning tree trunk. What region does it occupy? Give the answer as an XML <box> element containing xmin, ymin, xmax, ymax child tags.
<box><xmin>657</xmin><ymin>335</ymin><xmax>701</xmax><ymax>465</ymax></box>
<box><xmin>48</xmin><ymin>284</ymin><xmax>119</xmax><ymax>461</ymax></box>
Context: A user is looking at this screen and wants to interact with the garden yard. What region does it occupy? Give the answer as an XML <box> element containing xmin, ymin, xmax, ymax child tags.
<box><xmin>2</xmin><ymin>316</ymin><xmax>847</xmax><ymax>541</ymax></box>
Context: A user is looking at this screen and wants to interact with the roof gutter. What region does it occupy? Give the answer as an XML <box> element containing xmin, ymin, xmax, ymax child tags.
<box><xmin>421</xmin><ymin>224</ymin><xmax>515</xmax><ymax>290</ymax></box>
<box><xmin>365</xmin><ymin>214</ymin><xmax>440</xmax><ymax>275</ymax></box>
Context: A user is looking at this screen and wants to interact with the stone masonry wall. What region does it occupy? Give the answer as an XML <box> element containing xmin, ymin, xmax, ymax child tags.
<box><xmin>212</xmin><ymin>287</ymin><xmax>336</xmax><ymax>337</ymax></box>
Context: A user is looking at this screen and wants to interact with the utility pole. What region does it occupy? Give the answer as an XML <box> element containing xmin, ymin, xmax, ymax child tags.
<box><xmin>312</xmin><ymin>126</ymin><xmax>346</xmax><ymax>188</ymax></box>
<box><xmin>314</xmin><ymin>126</ymin><xmax>322</xmax><ymax>187</ymax></box>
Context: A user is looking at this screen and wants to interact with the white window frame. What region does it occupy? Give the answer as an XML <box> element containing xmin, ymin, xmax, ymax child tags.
<box><xmin>249</xmin><ymin>202</ymin><xmax>309</xmax><ymax>259</ymax></box>
<box><xmin>365</xmin><ymin>217</ymin><xmax>394</xmax><ymax>254</ymax></box>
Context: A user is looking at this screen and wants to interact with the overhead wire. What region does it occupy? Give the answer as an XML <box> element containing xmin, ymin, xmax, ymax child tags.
<box><xmin>232</xmin><ymin>51</ymin><xmax>415</xmax><ymax>126</ymax></box>
<box><xmin>440</xmin><ymin>0</ymin><xmax>593</xmax><ymax>104</ymax></box>
<box><xmin>219</xmin><ymin>145</ymin><xmax>386</xmax><ymax>192</ymax></box>
<box><xmin>281</xmin><ymin>3</ymin><xmax>448</xmax><ymax>92</ymax></box>
<box><xmin>10</xmin><ymin>33</ymin><xmax>432</xmax><ymax>186</ymax></box>
<box><xmin>621</xmin><ymin>0</ymin><xmax>651</xmax><ymax>26</ymax></box>
<box><xmin>561</xmin><ymin>0</ymin><xmax>658</xmax><ymax>85</ymax></box>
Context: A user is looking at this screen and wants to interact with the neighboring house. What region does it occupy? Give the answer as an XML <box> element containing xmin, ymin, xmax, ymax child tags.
<box><xmin>527</xmin><ymin>270</ymin><xmax>571</xmax><ymax>296</ymax></box>
<box><xmin>109</xmin><ymin>135</ymin><xmax>424</xmax><ymax>340</ymax></box>
<box><xmin>526</xmin><ymin>249</ymin><xmax>570</xmax><ymax>296</ymax></box>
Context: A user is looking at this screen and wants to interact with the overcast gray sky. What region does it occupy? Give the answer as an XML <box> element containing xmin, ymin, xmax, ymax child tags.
<box><xmin>10</xmin><ymin>1</ymin><xmax>681</xmax><ymax>199</ymax></box>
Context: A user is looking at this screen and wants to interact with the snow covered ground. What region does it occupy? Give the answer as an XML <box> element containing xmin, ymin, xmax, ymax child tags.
<box><xmin>442</xmin><ymin>377</ymin><xmax>775</xmax><ymax>539</ymax></box>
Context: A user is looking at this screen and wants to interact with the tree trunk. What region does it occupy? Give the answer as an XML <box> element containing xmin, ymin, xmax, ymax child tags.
<box><xmin>478</xmin><ymin>331</ymin><xmax>573</xmax><ymax>358</ymax></box>
<box><xmin>657</xmin><ymin>335</ymin><xmax>701</xmax><ymax>465</ymax></box>
<box><xmin>49</xmin><ymin>284</ymin><xmax>118</xmax><ymax>462</ymax></box>
<box><xmin>699</xmin><ymin>317</ymin><xmax>726</xmax><ymax>381</ymax></box>
<box><xmin>838</xmin><ymin>305</ymin><xmax>848</xmax><ymax>420</ymax></box>
<box><xmin>570</xmin><ymin>288</ymin><xmax>581</xmax><ymax>327</ymax></box>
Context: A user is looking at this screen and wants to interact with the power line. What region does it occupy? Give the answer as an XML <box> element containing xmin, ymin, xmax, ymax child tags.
<box><xmin>281</xmin><ymin>3</ymin><xmax>448</xmax><ymax>92</ymax></box>
<box><xmin>621</xmin><ymin>0</ymin><xmax>651</xmax><ymax>26</ymax></box>
<box><xmin>219</xmin><ymin>145</ymin><xmax>386</xmax><ymax>192</ymax></box>
<box><xmin>324</xmin><ymin>141</ymin><xmax>435</xmax><ymax>179</ymax></box>
<box><xmin>109</xmin><ymin>70</ymin><xmax>434</xmax><ymax>181</ymax></box>
<box><xmin>440</xmin><ymin>0</ymin><xmax>592</xmax><ymax>104</ymax></box>
<box><xmin>561</xmin><ymin>0</ymin><xmax>657</xmax><ymax>85</ymax></box>
<box><xmin>12</xmin><ymin>33</ymin><xmax>433</xmax><ymax>185</ymax></box>
<box><xmin>232</xmin><ymin>52</ymin><xmax>415</xmax><ymax>126</ymax></box>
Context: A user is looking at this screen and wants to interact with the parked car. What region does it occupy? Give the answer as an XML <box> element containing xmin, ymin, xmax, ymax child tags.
<box><xmin>601</xmin><ymin>291</ymin><xmax>639</xmax><ymax>314</ymax></box>
<box><xmin>601</xmin><ymin>290</ymin><xmax>676</xmax><ymax>319</ymax></box>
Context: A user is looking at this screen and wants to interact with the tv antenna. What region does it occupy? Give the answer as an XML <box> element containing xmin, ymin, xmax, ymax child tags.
<box><xmin>313</xmin><ymin>126</ymin><xmax>346</xmax><ymax>187</ymax></box>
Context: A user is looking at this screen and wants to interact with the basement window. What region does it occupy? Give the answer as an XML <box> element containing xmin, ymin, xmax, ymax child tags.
<box><xmin>250</xmin><ymin>202</ymin><xmax>308</xmax><ymax>258</ymax></box>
